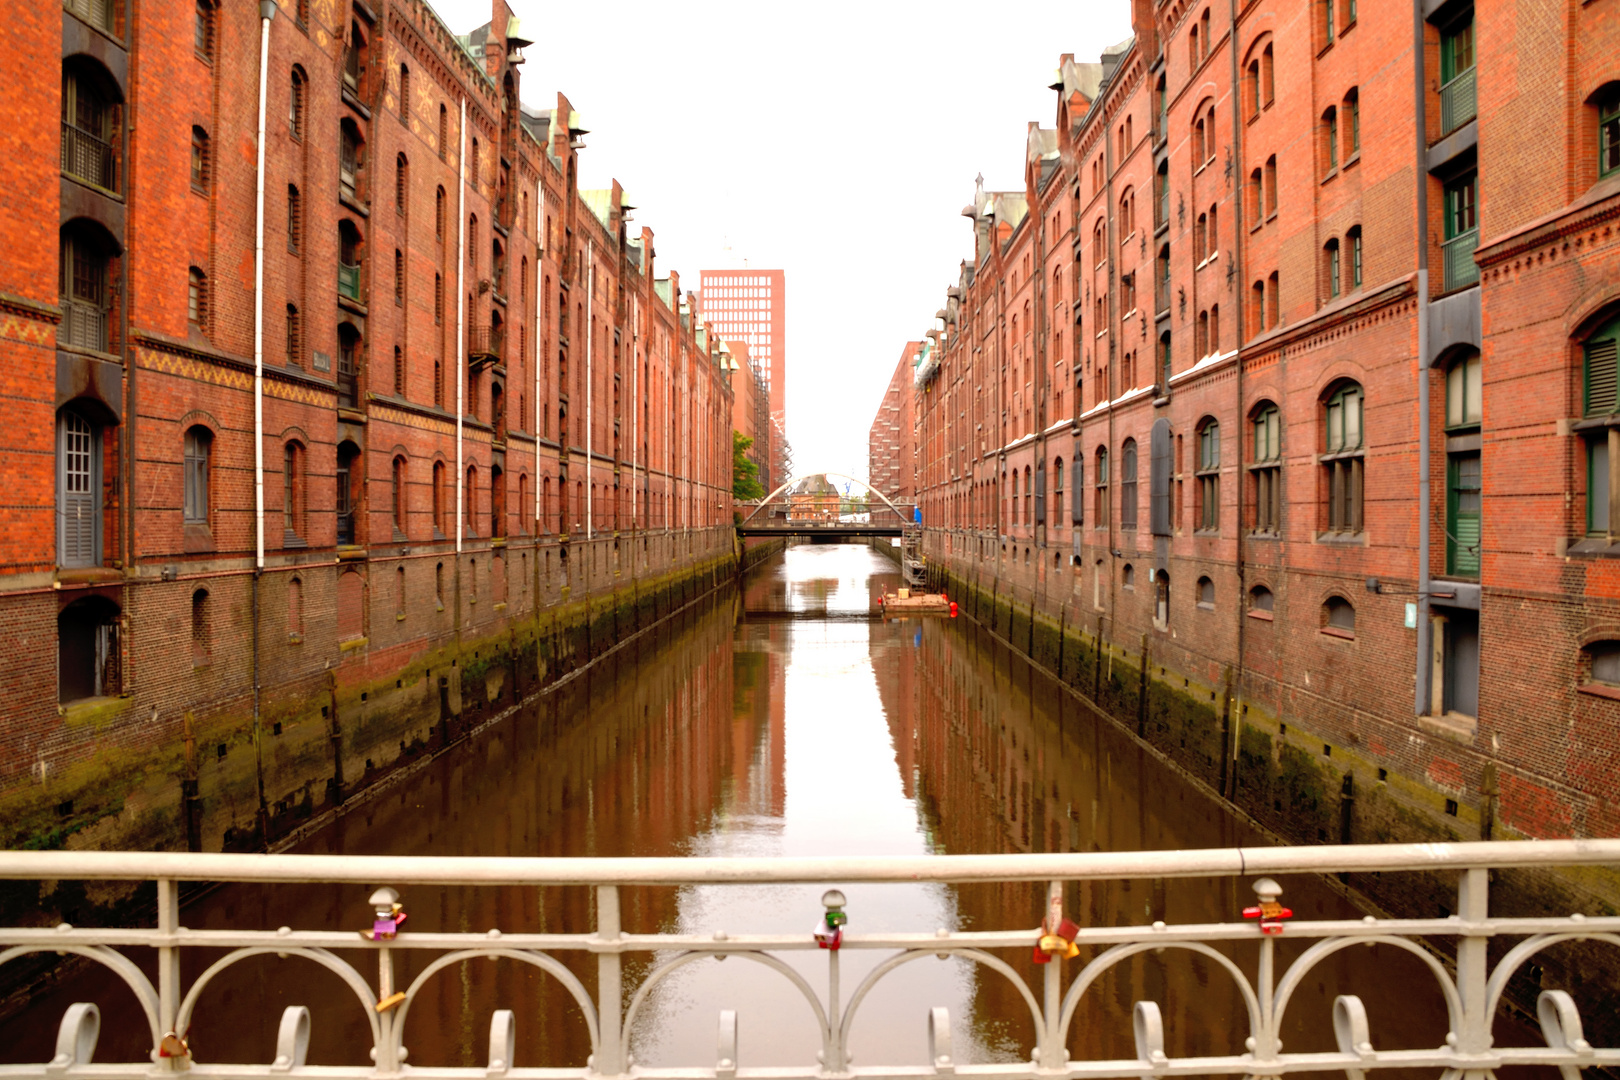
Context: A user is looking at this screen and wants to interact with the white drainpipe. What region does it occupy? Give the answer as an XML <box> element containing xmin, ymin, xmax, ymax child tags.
<box><xmin>455</xmin><ymin>97</ymin><xmax>466</xmax><ymax>554</ymax></box>
<box><xmin>252</xmin><ymin>3</ymin><xmax>274</xmax><ymax>569</ymax></box>
<box><xmin>586</xmin><ymin>241</ymin><xmax>594</xmax><ymax>541</ymax></box>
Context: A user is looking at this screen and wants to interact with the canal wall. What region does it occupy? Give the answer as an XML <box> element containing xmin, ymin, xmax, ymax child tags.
<box><xmin>925</xmin><ymin>554</ymin><xmax>1620</xmax><ymax>1026</ymax></box>
<box><xmin>4</xmin><ymin>529</ymin><xmax>777</xmax><ymax>856</ymax></box>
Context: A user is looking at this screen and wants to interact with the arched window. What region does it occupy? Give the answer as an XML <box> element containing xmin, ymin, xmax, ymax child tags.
<box><xmin>336</xmin><ymin>441</ymin><xmax>360</xmax><ymax>545</ymax></box>
<box><xmin>1249</xmin><ymin>584</ymin><xmax>1275</xmax><ymax>616</ymax></box>
<box><xmin>1155</xmin><ymin>570</ymin><xmax>1170</xmax><ymax>627</ymax></box>
<box><xmin>518</xmin><ymin>474</ymin><xmax>530</xmax><ymax>535</ymax></box>
<box><xmin>287</xmin><ymin>184</ymin><xmax>302</xmax><ymax>252</ymax></box>
<box><xmin>57</xmin><ymin>408</ymin><xmax>103</xmax><ymax>567</ymax></box>
<box><xmin>191</xmin><ymin>589</ymin><xmax>210</xmax><ymax>665</ymax></box>
<box><xmin>188</xmin><ymin>267</ymin><xmax>207</xmax><ymax>328</ymax></box>
<box><xmin>1323</xmin><ymin>107</ymin><xmax>1339</xmax><ymax>173</ymax></box>
<box><xmin>190</xmin><ymin>126</ymin><xmax>209</xmax><ymax>190</ymax></box>
<box><xmin>1010</xmin><ymin>468</ymin><xmax>1019</xmax><ymax>526</ymax></box>
<box><xmin>58</xmin><ymin>595</ymin><xmax>120</xmax><ymax>703</ymax></box>
<box><xmin>491</xmin><ymin>464</ymin><xmax>506</xmax><ymax>538</ymax></box>
<box><xmin>394</xmin><ymin>248</ymin><xmax>404</xmax><ymax>305</ymax></box>
<box><xmin>398</xmin><ymin>64</ymin><xmax>410</xmax><ymax>122</ymax></box>
<box><xmin>393</xmin><ymin>344</ymin><xmax>404</xmax><ymax>395</ymax></box>
<box><xmin>1196</xmin><ymin>418</ymin><xmax>1220</xmax><ymax>531</ymax></box>
<box><xmin>61</xmin><ymin>59</ymin><xmax>121</xmax><ymax>191</ymax></box>
<box><xmin>1095</xmin><ymin>446</ymin><xmax>1110</xmax><ymax>528</ymax></box>
<box><xmin>283</xmin><ymin>440</ymin><xmax>305</xmax><ymax>541</ymax></box>
<box><xmin>340</xmin><ymin>119</ymin><xmax>363</xmax><ymax>201</ymax></box>
<box><xmin>1323</xmin><ymin>596</ymin><xmax>1356</xmax><ymax>637</ymax></box>
<box><xmin>336</xmin><ymin>322</ymin><xmax>361</xmax><ymax>407</ymax></box>
<box><xmin>439</xmin><ymin>104</ymin><xmax>449</xmax><ymax>160</ymax></box>
<box><xmin>1252</xmin><ymin>403</ymin><xmax>1282</xmax><ymax>532</ymax></box>
<box><xmin>1247</xmin><ymin>168</ymin><xmax>1263</xmax><ymax>221</ymax></box>
<box><xmin>432</xmin><ymin>460</ymin><xmax>446</xmax><ymax>536</ymax></box>
<box><xmin>1264</xmin><ymin>155</ymin><xmax>1278</xmax><ymax>216</ymax></box>
<box><xmin>1584</xmin><ymin>640</ymin><xmax>1620</xmax><ymax>687</ymax></box>
<box><xmin>1267</xmin><ymin>270</ymin><xmax>1280</xmax><ymax>328</ymax></box>
<box><xmin>1262</xmin><ymin>44</ymin><xmax>1275</xmax><ymax>105</ymax></box>
<box><xmin>1121</xmin><ymin>438</ymin><xmax>1138</xmax><ymax>530</ymax></box>
<box><xmin>1195</xmin><ymin>212</ymin><xmax>1208</xmax><ymax>263</ymax></box>
<box><xmin>344</xmin><ymin>21</ymin><xmax>366</xmax><ymax>92</ymax></box>
<box><xmin>1347</xmin><ymin>226</ymin><xmax>1363</xmax><ymax>290</ymax></box>
<box><xmin>1246</xmin><ymin>59</ymin><xmax>1261</xmax><ymax>119</ymax></box>
<box><xmin>1123</xmin><ymin>563</ymin><xmax>1135</xmax><ymax>589</ymax></box>
<box><xmin>338</xmin><ymin>219</ymin><xmax>362</xmax><ymax>299</ymax></box>
<box><xmin>1023</xmin><ymin>464</ymin><xmax>1032</xmax><ymax>525</ymax></box>
<box><xmin>285</xmin><ymin>303</ymin><xmax>301</xmax><ymax>367</ymax></box>
<box><xmin>435</xmin><ymin>185</ymin><xmax>446</xmax><ymax>240</ymax></box>
<box><xmin>395</xmin><ymin>153</ymin><xmax>408</xmax><ymax>214</ymax></box>
<box><xmin>288</xmin><ymin>576</ymin><xmax>303</xmax><ymax>636</ymax></box>
<box><xmin>1321</xmin><ymin>382</ymin><xmax>1360</xmax><ymax>534</ymax></box>
<box><xmin>289</xmin><ymin>68</ymin><xmax>305</xmax><ymax>138</ymax></box>
<box><xmin>1120</xmin><ymin>187</ymin><xmax>1135</xmax><ymax>238</ymax></box>
<box><xmin>465</xmin><ymin>464</ymin><xmax>478</xmax><ymax>537</ymax></box>
<box><xmin>1053</xmin><ymin>457</ymin><xmax>1064</xmax><ymax>525</ymax></box>
<box><xmin>1197</xmin><ymin>576</ymin><xmax>1215</xmax><ymax>609</ymax></box>
<box><xmin>391</xmin><ymin>456</ymin><xmax>407</xmax><ymax>537</ymax></box>
<box><xmin>183</xmin><ymin>426</ymin><xmax>211</xmax><ymax>525</ymax></box>
<box><xmin>1344</xmin><ymin>88</ymin><xmax>1360</xmax><ymax>160</ymax></box>
<box><xmin>60</xmin><ymin>222</ymin><xmax>115</xmax><ymax>353</ymax></box>
<box><xmin>470</xmin><ymin>137</ymin><xmax>480</xmax><ymax>186</ymax></box>
<box><xmin>1325</xmin><ymin>238</ymin><xmax>1342</xmax><ymax>300</ymax></box>
<box><xmin>1154</xmin><ymin>160</ymin><xmax>1170</xmax><ymax>229</ymax></box>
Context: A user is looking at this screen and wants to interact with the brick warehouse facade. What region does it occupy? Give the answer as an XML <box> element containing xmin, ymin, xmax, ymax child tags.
<box><xmin>899</xmin><ymin>0</ymin><xmax>1620</xmax><ymax>917</ymax></box>
<box><xmin>867</xmin><ymin>340</ymin><xmax>919</xmax><ymax>503</ymax></box>
<box><xmin>3</xmin><ymin>0</ymin><xmax>744</xmax><ymax>852</ymax></box>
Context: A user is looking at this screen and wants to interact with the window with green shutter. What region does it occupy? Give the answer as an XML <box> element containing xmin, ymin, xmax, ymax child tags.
<box><xmin>1446</xmin><ymin>351</ymin><xmax>1482</xmax><ymax>428</ymax></box>
<box><xmin>1448</xmin><ymin>451</ymin><xmax>1481</xmax><ymax>576</ymax></box>
<box><xmin>1602</xmin><ymin>86</ymin><xmax>1620</xmax><ymax>179</ymax></box>
<box><xmin>1585</xmin><ymin>317</ymin><xmax>1620</xmax><ymax>416</ymax></box>
<box><xmin>1442</xmin><ymin>172</ymin><xmax>1480</xmax><ymax>291</ymax></box>
<box><xmin>1440</xmin><ymin>10</ymin><xmax>1476</xmax><ymax>133</ymax></box>
<box><xmin>1252</xmin><ymin>404</ymin><xmax>1282</xmax><ymax>532</ymax></box>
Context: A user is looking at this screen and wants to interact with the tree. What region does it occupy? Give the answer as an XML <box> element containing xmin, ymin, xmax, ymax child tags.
<box><xmin>733</xmin><ymin>430</ymin><xmax>764</xmax><ymax>500</ymax></box>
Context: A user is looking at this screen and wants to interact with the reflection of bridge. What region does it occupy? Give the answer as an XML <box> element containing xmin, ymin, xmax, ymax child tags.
<box><xmin>736</xmin><ymin>472</ymin><xmax>914</xmax><ymax>539</ymax></box>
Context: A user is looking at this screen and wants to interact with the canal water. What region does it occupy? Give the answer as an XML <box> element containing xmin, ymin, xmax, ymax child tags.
<box><xmin>4</xmin><ymin>544</ymin><xmax>1508</xmax><ymax>1071</ymax></box>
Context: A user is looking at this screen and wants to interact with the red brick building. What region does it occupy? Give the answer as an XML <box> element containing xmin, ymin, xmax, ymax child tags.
<box><xmin>904</xmin><ymin>0</ymin><xmax>1620</xmax><ymax>856</ymax></box>
<box><xmin>726</xmin><ymin>339</ymin><xmax>773</xmax><ymax>494</ymax></box>
<box><xmin>3</xmin><ymin>0</ymin><xmax>738</xmax><ymax>850</ymax></box>
<box><xmin>867</xmin><ymin>340</ymin><xmax>920</xmax><ymax>501</ymax></box>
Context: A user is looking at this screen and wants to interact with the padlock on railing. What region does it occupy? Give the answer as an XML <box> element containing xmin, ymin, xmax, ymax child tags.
<box><xmin>1241</xmin><ymin>878</ymin><xmax>1293</xmax><ymax>935</ymax></box>
<box><xmin>815</xmin><ymin>889</ymin><xmax>847</xmax><ymax>950</ymax></box>
<box><xmin>1032</xmin><ymin>883</ymin><xmax>1080</xmax><ymax>963</ymax></box>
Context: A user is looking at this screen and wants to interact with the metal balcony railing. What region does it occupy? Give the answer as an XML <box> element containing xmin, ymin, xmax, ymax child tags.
<box><xmin>468</xmin><ymin>325</ymin><xmax>502</xmax><ymax>365</ymax></box>
<box><xmin>61</xmin><ymin>122</ymin><xmax>115</xmax><ymax>190</ymax></box>
<box><xmin>1442</xmin><ymin>227</ymin><xmax>1480</xmax><ymax>291</ymax></box>
<box><xmin>1</xmin><ymin>841</ymin><xmax>1618</xmax><ymax>1080</ymax></box>
<box><xmin>60</xmin><ymin>298</ymin><xmax>108</xmax><ymax>352</ymax></box>
<box><xmin>338</xmin><ymin>262</ymin><xmax>361</xmax><ymax>300</ymax></box>
<box><xmin>1441</xmin><ymin>66</ymin><xmax>1477</xmax><ymax>134</ymax></box>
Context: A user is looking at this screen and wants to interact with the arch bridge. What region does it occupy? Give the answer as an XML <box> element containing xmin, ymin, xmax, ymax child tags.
<box><xmin>736</xmin><ymin>472</ymin><xmax>915</xmax><ymax>539</ymax></box>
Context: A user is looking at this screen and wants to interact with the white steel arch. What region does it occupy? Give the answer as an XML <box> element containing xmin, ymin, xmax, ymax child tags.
<box><xmin>738</xmin><ymin>472</ymin><xmax>911</xmax><ymax>527</ymax></box>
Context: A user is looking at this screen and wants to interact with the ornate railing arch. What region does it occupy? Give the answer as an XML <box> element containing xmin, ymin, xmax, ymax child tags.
<box><xmin>0</xmin><ymin>842</ymin><xmax>1618</xmax><ymax>1080</ymax></box>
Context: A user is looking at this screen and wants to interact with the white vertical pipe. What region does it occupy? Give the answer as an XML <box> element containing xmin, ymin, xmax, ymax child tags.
<box><xmin>455</xmin><ymin>98</ymin><xmax>466</xmax><ymax>554</ymax></box>
<box><xmin>252</xmin><ymin>10</ymin><xmax>271</xmax><ymax>570</ymax></box>
<box><xmin>586</xmin><ymin>241</ymin><xmax>594</xmax><ymax>541</ymax></box>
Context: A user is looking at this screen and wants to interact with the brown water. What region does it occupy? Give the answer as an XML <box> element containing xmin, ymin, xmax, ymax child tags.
<box><xmin>3</xmin><ymin>543</ymin><xmax>1526</xmax><ymax>1072</ymax></box>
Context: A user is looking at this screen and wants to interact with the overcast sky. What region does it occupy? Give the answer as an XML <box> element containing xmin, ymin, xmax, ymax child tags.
<box><xmin>434</xmin><ymin>0</ymin><xmax>1134</xmax><ymax>483</ymax></box>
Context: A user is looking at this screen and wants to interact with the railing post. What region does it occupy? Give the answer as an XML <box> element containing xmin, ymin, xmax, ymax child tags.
<box><xmin>156</xmin><ymin>878</ymin><xmax>180</xmax><ymax>1070</ymax></box>
<box><xmin>1454</xmin><ymin>867</ymin><xmax>1492</xmax><ymax>1078</ymax></box>
<box><xmin>1040</xmin><ymin>880</ymin><xmax>1065</xmax><ymax>1071</ymax></box>
<box><xmin>595</xmin><ymin>884</ymin><xmax>624</xmax><ymax>1078</ymax></box>
<box><xmin>376</xmin><ymin>941</ymin><xmax>399</xmax><ymax>1074</ymax></box>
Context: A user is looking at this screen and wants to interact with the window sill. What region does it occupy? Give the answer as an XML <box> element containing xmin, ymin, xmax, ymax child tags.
<box><xmin>1319</xmin><ymin>626</ymin><xmax>1355</xmax><ymax>641</ymax></box>
<box><xmin>1417</xmin><ymin>711</ymin><xmax>1477</xmax><ymax>744</ymax></box>
<box><xmin>1248</xmin><ymin>529</ymin><xmax>1281</xmax><ymax>541</ymax></box>
<box><xmin>1266</xmin><ymin>211</ymin><xmax>1278</xmax><ymax>224</ymax></box>
<box><xmin>337</xmin><ymin>545</ymin><xmax>368</xmax><ymax>562</ymax></box>
<box><xmin>1197</xmin><ymin>602</ymin><xmax>1214</xmax><ymax>612</ymax></box>
<box><xmin>396</xmin><ymin>612</ymin><xmax>407</xmax><ymax>622</ymax></box>
<box><xmin>1578</xmin><ymin>681</ymin><xmax>1620</xmax><ymax>702</ymax></box>
<box><xmin>1316</xmin><ymin>530</ymin><xmax>1366</xmax><ymax>545</ymax></box>
<box><xmin>1343</xmin><ymin>151</ymin><xmax>1360</xmax><ymax>171</ymax></box>
<box><xmin>1247</xmin><ymin>609</ymin><xmax>1274</xmax><ymax>621</ymax></box>
<box><xmin>1321</xmin><ymin>167</ymin><xmax>1339</xmax><ymax>185</ymax></box>
<box><xmin>339</xmin><ymin>192</ymin><xmax>371</xmax><ymax>218</ymax></box>
<box><xmin>339</xmin><ymin>636</ymin><xmax>369</xmax><ymax>652</ymax></box>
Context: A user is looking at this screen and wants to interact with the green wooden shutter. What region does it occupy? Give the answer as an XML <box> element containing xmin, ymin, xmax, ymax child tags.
<box><xmin>1587</xmin><ymin>337</ymin><xmax>1619</xmax><ymax>415</ymax></box>
<box><xmin>1448</xmin><ymin>452</ymin><xmax>1481</xmax><ymax>576</ymax></box>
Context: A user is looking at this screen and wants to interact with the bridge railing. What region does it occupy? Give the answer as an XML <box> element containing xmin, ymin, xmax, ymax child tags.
<box><xmin>2</xmin><ymin>840</ymin><xmax>1618</xmax><ymax>1080</ymax></box>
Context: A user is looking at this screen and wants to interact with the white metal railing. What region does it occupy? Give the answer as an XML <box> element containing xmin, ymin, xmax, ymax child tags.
<box><xmin>2</xmin><ymin>841</ymin><xmax>1619</xmax><ymax>1080</ymax></box>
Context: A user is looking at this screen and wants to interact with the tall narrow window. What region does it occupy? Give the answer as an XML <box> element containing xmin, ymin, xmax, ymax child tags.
<box><xmin>188</xmin><ymin>267</ymin><xmax>206</xmax><ymax>328</ymax></box>
<box><xmin>1323</xmin><ymin>383</ymin><xmax>1364</xmax><ymax>534</ymax></box>
<box><xmin>1264</xmin><ymin>155</ymin><xmax>1278</xmax><ymax>215</ymax></box>
<box><xmin>285</xmin><ymin>303</ymin><xmax>301</xmax><ymax>367</ymax></box>
<box><xmin>1602</xmin><ymin>85</ymin><xmax>1620</xmax><ymax>179</ymax></box>
<box><xmin>1442</xmin><ymin>350</ymin><xmax>1483</xmax><ymax>571</ymax></box>
<box><xmin>432</xmin><ymin>461</ymin><xmax>446</xmax><ymax>536</ymax></box>
<box><xmin>1262</xmin><ymin>45</ymin><xmax>1275</xmax><ymax>105</ymax></box>
<box><xmin>393</xmin><ymin>344</ymin><xmax>404</xmax><ymax>396</ymax></box>
<box><xmin>340</xmin><ymin>121</ymin><xmax>362</xmax><ymax>201</ymax></box>
<box><xmin>395</xmin><ymin>153</ymin><xmax>408</xmax><ymax>214</ymax></box>
<box><xmin>436</xmin><ymin>186</ymin><xmax>446</xmax><ymax>240</ymax></box>
<box><xmin>1252</xmin><ymin>404</ymin><xmax>1282</xmax><ymax>532</ymax></box>
<box><xmin>1197</xmin><ymin>419</ymin><xmax>1220</xmax><ymax>530</ymax></box>
<box><xmin>1246</xmin><ymin>60</ymin><xmax>1261</xmax><ymax>119</ymax></box>
<box><xmin>283</xmin><ymin>441</ymin><xmax>304</xmax><ymax>541</ymax></box>
<box><xmin>438</xmin><ymin>104</ymin><xmax>448</xmax><ymax>160</ymax></box>
<box><xmin>190</xmin><ymin>127</ymin><xmax>209</xmax><ymax>191</ymax></box>
<box><xmin>183</xmin><ymin>427</ymin><xmax>211</xmax><ymax>525</ymax></box>
<box><xmin>394</xmin><ymin>248</ymin><xmax>404</xmax><ymax>305</ymax></box>
<box><xmin>1348</xmin><ymin>227</ymin><xmax>1363</xmax><ymax>289</ymax></box>
<box><xmin>339</xmin><ymin>221</ymin><xmax>362</xmax><ymax>300</ymax></box>
<box><xmin>59</xmin><ymin>225</ymin><xmax>111</xmax><ymax>353</ymax></box>
<box><xmin>194</xmin><ymin>0</ymin><xmax>213</xmax><ymax>59</ymax></box>
<box><xmin>1267</xmin><ymin>271</ymin><xmax>1280</xmax><ymax>328</ymax></box>
<box><xmin>398</xmin><ymin>64</ymin><xmax>410</xmax><ymax>122</ymax></box>
<box><xmin>434</xmin><ymin>273</ymin><xmax>443</xmax><ymax>325</ymax></box>
<box><xmin>1440</xmin><ymin>10</ymin><xmax>1477</xmax><ymax>133</ymax></box>
<box><xmin>336</xmin><ymin>442</ymin><xmax>360</xmax><ymax>546</ymax></box>
<box><xmin>1121</xmin><ymin>439</ymin><xmax>1139</xmax><ymax>531</ymax></box>
<box><xmin>58</xmin><ymin>409</ymin><xmax>101</xmax><ymax>568</ymax></box>
<box><xmin>1095</xmin><ymin>447</ymin><xmax>1110</xmax><ymax>528</ymax></box>
<box><xmin>287</xmin><ymin>184</ymin><xmax>301</xmax><ymax>253</ymax></box>
<box><xmin>1443</xmin><ymin>171</ymin><xmax>1480</xmax><ymax>291</ymax></box>
<box><xmin>1326</xmin><ymin>239</ymin><xmax>1342</xmax><ymax>299</ymax></box>
<box><xmin>61</xmin><ymin>62</ymin><xmax>119</xmax><ymax>192</ymax></box>
<box><xmin>1345</xmin><ymin>90</ymin><xmax>1360</xmax><ymax>158</ymax></box>
<box><xmin>337</xmin><ymin>324</ymin><xmax>361</xmax><ymax>407</ymax></box>
<box><xmin>1324</xmin><ymin>108</ymin><xmax>1339</xmax><ymax>172</ymax></box>
<box><xmin>466</xmin><ymin>465</ymin><xmax>479</xmax><ymax>537</ymax></box>
<box><xmin>289</xmin><ymin>69</ymin><xmax>305</xmax><ymax>138</ymax></box>
<box><xmin>392</xmin><ymin>456</ymin><xmax>407</xmax><ymax>537</ymax></box>
<box><xmin>1053</xmin><ymin>458</ymin><xmax>1064</xmax><ymax>525</ymax></box>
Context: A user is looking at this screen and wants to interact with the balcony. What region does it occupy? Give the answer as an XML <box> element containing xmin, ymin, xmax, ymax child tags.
<box><xmin>60</xmin><ymin>298</ymin><xmax>108</xmax><ymax>353</ymax></box>
<box><xmin>1442</xmin><ymin>228</ymin><xmax>1480</xmax><ymax>291</ymax></box>
<box><xmin>61</xmin><ymin>122</ymin><xmax>115</xmax><ymax>191</ymax></box>
<box><xmin>468</xmin><ymin>325</ymin><xmax>503</xmax><ymax>370</ymax></box>
<box><xmin>1441</xmin><ymin>66</ymin><xmax>1477</xmax><ymax>135</ymax></box>
<box><xmin>338</xmin><ymin>262</ymin><xmax>361</xmax><ymax>300</ymax></box>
